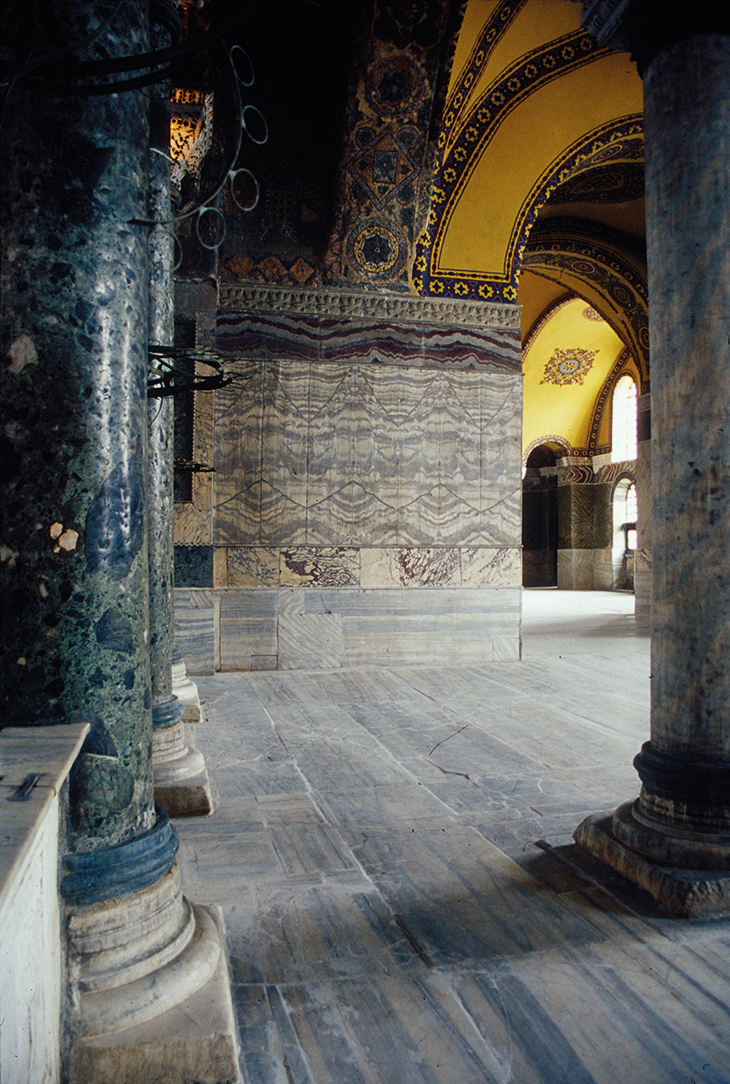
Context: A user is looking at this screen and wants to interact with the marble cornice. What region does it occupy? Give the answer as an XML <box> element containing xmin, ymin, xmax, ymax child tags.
<box><xmin>218</xmin><ymin>283</ymin><xmax>521</xmax><ymax>332</ymax></box>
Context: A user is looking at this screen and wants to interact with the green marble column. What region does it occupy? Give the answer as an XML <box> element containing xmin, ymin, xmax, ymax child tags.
<box><xmin>148</xmin><ymin>2</ymin><xmax>182</xmax><ymax>731</ymax></box>
<box><xmin>145</xmin><ymin>1</ymin><xmax>212</xmax><ymax>818</ymax></box>
<box><xmin>0</xmin><ymin>0</ymin><xmax>170</xmax><ymax>867</ymax></box>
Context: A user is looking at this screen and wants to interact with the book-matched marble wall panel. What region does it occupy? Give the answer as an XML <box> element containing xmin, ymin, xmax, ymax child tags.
<box><xmin>174</xmin><ymin>290</ymin><xmax>524</xmax><ymax>671</ymax></box>
<box><xmin>213</xmin><ymin>361</ymin><xmax>522</xmax><ymax>550</ymax></box>
<box><xmin>214</xmin><ymin>360</ymin><xmax>263</xmax><ymax>545</ymax></box>
<box><xmin>174</xmin><ymin>365</ymin><xmax>214</xmax><ymax>545</ymax></box>
<box><xmin>553</xmin><ymin>457</ymin><xmax>638</xmax><ymax>593</ymax></box>
<box><xmin>556</xmin><ymin>548</ymin><xmax>617</xmax><ymax>591</ymax></box>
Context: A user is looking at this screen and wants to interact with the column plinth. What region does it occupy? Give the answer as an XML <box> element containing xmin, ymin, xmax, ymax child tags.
<box><xmin>65</xmin><ymin>860</ymin><xmax>238</xmax><ymax>1084</ymax></box>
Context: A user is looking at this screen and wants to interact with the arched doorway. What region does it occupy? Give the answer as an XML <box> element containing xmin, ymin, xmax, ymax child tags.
<box><xmin>612</xmin><ymin>475</ymin><xmax>637</xmax><ymax>590</ymax></box>
<box><xmin>522</xmin><ymin>443</ymin><xmax>560</xmax><ymax>587</ymax></box>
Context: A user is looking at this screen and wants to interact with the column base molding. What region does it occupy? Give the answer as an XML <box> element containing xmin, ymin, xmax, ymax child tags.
<box><xmin>66</xmin><ymin>864</ymin><xmax>240</xmax><ymax>1083</ymax></box>
<box><xmin>575</xmin><ymin>802</ymin><xmax>730</xmax><ymax>918</ymax></box>
<box><xmin>172</xmin><ymin>645</ymin><xmax>203</xmax><ymax>722</ymax></box>
<box><xmin>153</xmin><ymin>721</ymin><xmax>213</xmax><ymax>817</ymax></box>
<box><xmin>172</xmin><ymin>657</ymin><xmax>203</xmax><ymax>722</ymax></box>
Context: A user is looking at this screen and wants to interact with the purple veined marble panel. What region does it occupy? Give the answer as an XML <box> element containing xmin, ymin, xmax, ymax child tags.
<box><xmin>216</xmin><ymin>312</ymin><xmax>521</xmax><ymax>373</ymax></box>
<box><xmin>217</xmin><ymin>313</ymin><xmax>320</xmax><ymax>363</ymax></box>
<box><xmin>227</xmin><ymin>546</ymin><xmax>280</xmax><ymax>587</ymax></box>
<box><xmin>461</xmin><ymin>546</ymin><xmax>521</xmax><ymax>587</ymax></box>
<box><xmin>316</xmin><ymin>318</ymin><xmax>521</xmax><ymax>372</ymax></box>
<box><xmin>280</xmin><ymin>547</ymin><xmax>360</xmax><ymax>587</ymax></box>
<box><xmin>360</xmin><ymin>547</ymin><xmax>461</xmax><ymax>588</ymax></box>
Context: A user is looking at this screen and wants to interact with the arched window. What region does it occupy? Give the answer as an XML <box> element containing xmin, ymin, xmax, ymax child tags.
<box><xmin>624</xmin><ymin>482</ymin><xmax>637</xmax><ymax>551</ymax></box>
<box><xmin>611</xmin><ymin>374</ymin><xmax>638</xmax><ymax>462</ymax></box>
<box><xmin>612</xmin><ymin>476</ymin><xmax>637</xmax><ymax>590</ymax></box>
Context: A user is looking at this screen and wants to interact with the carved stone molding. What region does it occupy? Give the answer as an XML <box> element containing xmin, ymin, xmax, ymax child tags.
<box><xmin>218</xmin><ymin>283</ymin><xmax>521</xmax><ymax>331</ymax></box>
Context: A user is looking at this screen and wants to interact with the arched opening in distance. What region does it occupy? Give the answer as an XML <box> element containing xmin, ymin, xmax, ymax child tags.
<box><xmin>612</xmin><ymin>475</ymin><xmax>637</xmax><ymax>590</ymax></box>
<box><xmin>611</xmin><ymin>374</ymin><xmax>638</xmax><ymax>462</ymax></box>
<box><xmin>522</xmin><ymin>442</ymin><xmax>561</xmax><ymax>588</ymax></box>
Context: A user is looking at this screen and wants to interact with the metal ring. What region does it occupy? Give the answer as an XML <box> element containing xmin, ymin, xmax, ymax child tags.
<box><xmin>229</xmin><ymin>168</ymin><xmax>259</xmax><ymax>213</ymax></box>
<box><xmin>230</xmin><ymin>45</ymin><xmax>255</xmax><ymax>87</ymax></box>
<box><xmin>242</xmin><ymin>104</ymin><xmax>268</xmax><ymax>145</ymax></box>
<box><xmin>195</xmin><ymin>206</ymin><xmax>226</xmax><ymax>250</ymax></box>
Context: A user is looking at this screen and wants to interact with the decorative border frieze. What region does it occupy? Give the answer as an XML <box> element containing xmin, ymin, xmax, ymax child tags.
<box><xmin>216</xmin><ymin>544</ymin><xmax>521</xmax><ymax>590</ymax></box>
<box><xmin>218</xmin><ymin>282</ymin><xmax>520</xmax><ymax>331</ymax></box>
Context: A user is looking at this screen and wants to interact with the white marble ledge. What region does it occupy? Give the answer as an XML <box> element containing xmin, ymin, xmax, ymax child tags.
<box><xmin>0</xmin><ymin>723</ymin><xmax>88</xmax><ymax>915</ymax></box>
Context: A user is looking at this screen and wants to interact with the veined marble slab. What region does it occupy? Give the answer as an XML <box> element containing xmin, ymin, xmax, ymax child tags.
<box><xmin>219</xmin><ymin>590</ymin><xmax>278</xmax><ymax>672</ymax></box>
<box><xmin>216</xmin><ymin>311</ymin><xmax>522</xmax><ymax>373</ymax></box>
<box><xmin>1</xmin><ymin>724</ymin><xmax>88</xmax><ymax>1084</ymax></box>
<box><xmin>279</xmin><ymin>614</ymin><xmax>344</xmax><ymax>670</ymax></box>
<box><xmin>280</xmin><ymin>547</ymin><xmax>360</xmax><ymax>588</ymax></box>
<box><xmin>295</xmin><ymin>586</ymin><xmax>521</xmax><ymax>616</ymax></box>
<box><xmin>176</xmin><ymin>584</ymin><xmax>521</xmax><ymax>671</ymax></box>
<box><xmin>174</xmin><ymin>588</ymin><xmax>218</xmax><ymax>674</ymax></box>
<box><xmin>213</xmin><ymin>361</ymin><xmax>521</xmax><ymax>549</ymax></box>
<box><xmin>227</xmin><ymin>547</ymin><xmax>281</xmax><ymax>587</ymax></box>
<box><xmin>558</xmin><ymin>548</ymin><xmax>605</xmax><ymax>590</ymax></box>
<box><xmin>461</xmin><ymin>546</ymin><xmax>521</xmax><ymax>586</ymax></box>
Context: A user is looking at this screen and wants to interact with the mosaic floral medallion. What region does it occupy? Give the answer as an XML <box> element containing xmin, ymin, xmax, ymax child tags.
<box><xmin>540</xmin><ymin>347</ymin><xmax>596</xmax><ymax>385</ymax></box>
<box><xmin>582</xmin><ymin>305</ymin><xmax>603</xmax><ymax>321</ymax></box>
<box><xmin>347</xmin><ymin>218</ymin><xmax>407</xmax><ymax>280</ymax></box>
<box><xmin>366</xmin><ymin>56</ymin><xmax>426</xmax><ymax>118</ymax></box>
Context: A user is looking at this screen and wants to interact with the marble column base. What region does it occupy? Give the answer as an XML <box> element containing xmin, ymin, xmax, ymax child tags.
<box><xmin>153</xmin><ymin>720</ymin><xmax>213</xmax><ymax>817</ymax></box>
<box><xmin>575</xmin><ymin>802</ymin><xmax>730</xmax><ymax>918</ymax></box>
<box><xmin>66</xmin><ymin>863</ymin><xmax>240</xmax><ymax>1083</ymax></box>
<box><xmin>172</xmin><ymin>657</ymin><xmax>203</xmax><ymax>723</ymax></box>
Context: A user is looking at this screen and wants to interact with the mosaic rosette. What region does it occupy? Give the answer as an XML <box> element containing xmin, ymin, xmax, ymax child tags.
<box><xmin>540</xmin><ymin>348</ymin><xmax>596</xmax><ymax>386</ymax></box>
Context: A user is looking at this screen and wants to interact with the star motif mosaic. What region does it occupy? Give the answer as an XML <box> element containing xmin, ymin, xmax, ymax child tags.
<box><xmin>540</xmin><ymin>347</ymin><xmax>596</xmax><ymax>385</ymax></box>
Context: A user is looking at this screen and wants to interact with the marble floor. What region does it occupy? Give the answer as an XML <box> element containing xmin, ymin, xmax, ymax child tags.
<box><xmin>175</xmin><ymin>590</ymin><xmax>730</xmax><ymax>1084</ymax></box>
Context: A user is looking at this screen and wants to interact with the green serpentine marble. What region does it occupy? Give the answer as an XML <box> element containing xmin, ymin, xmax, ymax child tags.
<box><xmin>0</xmin><ymin>0</ymin><xmax>156</xmax><ymax>851</ymax></box>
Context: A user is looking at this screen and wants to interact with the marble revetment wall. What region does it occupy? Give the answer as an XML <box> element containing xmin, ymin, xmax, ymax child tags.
<box><xmin>174</xmin><ymin>287</ymin><xmax>523</xmax><ymax>671</ymax></box>
<box><xmin>555</xmin><ymin>458</ymin><xmax>637</xmax><ymax>591</ymax></box>
<box><xmin>634</xmin><ymin>393</ymin><xmax>651</xmax><ymax>631</ymax></box>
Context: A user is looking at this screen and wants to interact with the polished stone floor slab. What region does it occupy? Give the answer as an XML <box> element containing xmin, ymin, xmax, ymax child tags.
<box><xmin>174</xmin><ymin>590</ymin><xmax>730</xmax><ymax>1084</ymax></box>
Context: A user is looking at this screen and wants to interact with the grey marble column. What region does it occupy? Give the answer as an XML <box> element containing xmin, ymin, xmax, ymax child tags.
<box><xmin>636</xmin><ymin>32</ymin><xmax>730</xmax><ymax>840</ymax></box>
<box><xmin>576</xmin><ymin>5</ymin><xmax>730</xmax><ymax>915</ymax></box>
